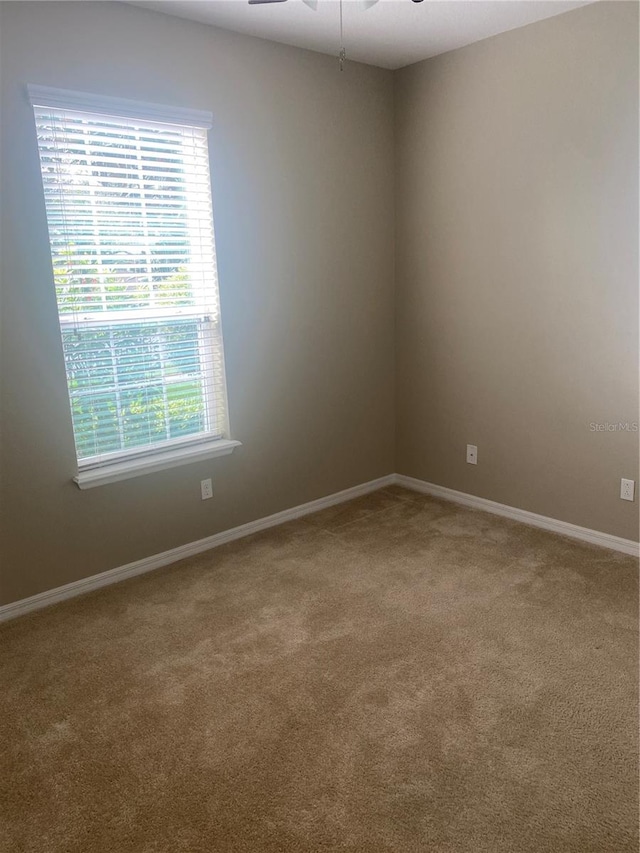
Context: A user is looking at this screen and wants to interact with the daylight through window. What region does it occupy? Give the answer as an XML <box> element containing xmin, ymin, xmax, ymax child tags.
<box><xmin>30</xmin><ymin>87</ymin><xmax>230</xmax><ymax>475</ymax></box>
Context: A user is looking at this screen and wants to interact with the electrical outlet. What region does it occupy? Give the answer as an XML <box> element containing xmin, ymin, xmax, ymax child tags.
<box><xmin>466</xmin><ymin>444</ymin><xmax>478</xmax><ymax>465</ymax></box>
<box><xmin>620</xmin><ymin>478</ymin><xmax>635</xmax><ymax>502</ymax></box>
<box><xmin>200</xmin><ymin>478</ymin><xmax>213</xmax><ymax>500</ymax></box>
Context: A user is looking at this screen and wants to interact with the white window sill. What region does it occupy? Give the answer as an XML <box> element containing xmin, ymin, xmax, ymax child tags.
<box><xmin>73</xmin><ymin>439</ymin><xmax>241</xmax><ymax>490</ymax></box>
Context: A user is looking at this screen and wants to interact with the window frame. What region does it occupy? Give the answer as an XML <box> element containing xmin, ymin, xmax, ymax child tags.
<box><xmin>28</xmin><ymin>85</ymin><xmax>240</xmax><ymax>488</ymax></box>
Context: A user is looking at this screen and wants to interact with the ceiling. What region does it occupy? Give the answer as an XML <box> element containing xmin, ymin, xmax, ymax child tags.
<box><xmin>129</xmin><ymin>0</ymin><xmax>594</xmax><ymax>70</ymax></box>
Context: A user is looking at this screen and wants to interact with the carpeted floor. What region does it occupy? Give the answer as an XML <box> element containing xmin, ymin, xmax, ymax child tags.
<box><xmin>1</xmin><ymin>486</ymin><xmax>638</xmax><ymax>852</ymax></box>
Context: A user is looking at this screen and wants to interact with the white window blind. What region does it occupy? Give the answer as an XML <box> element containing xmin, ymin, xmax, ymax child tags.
<box><xmin>30</xmin><ymin>86</ymin><xmax>230</xmax><ymax>473</ymax></box>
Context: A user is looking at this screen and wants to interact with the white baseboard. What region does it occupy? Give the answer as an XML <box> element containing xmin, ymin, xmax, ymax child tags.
<box><xmin>2</xmin><ymin>471</ymin><xmax>636</xmax><ymax>624</ymax></box>
<box><xmin>395</xmin><ymin>474</ymin><xmax>640</xmax><ymax>557</ymax></box>
<box><xmin>0</xmin><ymin>474</ymin><xmax>395</xmax><ymax>624</ymax></box>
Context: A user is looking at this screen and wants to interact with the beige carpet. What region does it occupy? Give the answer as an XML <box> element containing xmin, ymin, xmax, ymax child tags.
<box><xmin>1</xmin><ymin>486</ymin><xmax>638</xmax><ymax>852</ymax></box>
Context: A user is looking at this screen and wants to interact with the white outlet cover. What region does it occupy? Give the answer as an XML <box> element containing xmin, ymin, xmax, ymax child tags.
<box><xmin>201</xmin><ymin>478</ymin><xmax>213</xmax><ymax>500</ymax></box>
<box><xmin>466</xmin><ymin>444</ymin><xmax>478</xmax><ymax>465</ymax></box>
<box><xmin>620</xmin><ymin>478</ymin><xmax>635</xmax><ymax>502</ymax></box>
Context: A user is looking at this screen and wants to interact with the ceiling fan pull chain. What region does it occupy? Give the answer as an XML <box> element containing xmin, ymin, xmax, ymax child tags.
<box><xmin>339</xmin><ymin>0</ymin><xmax>345</xmax><ymax>71</ymax></box>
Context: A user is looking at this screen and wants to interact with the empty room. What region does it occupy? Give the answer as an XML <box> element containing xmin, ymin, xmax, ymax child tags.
<box><xmin>0</xmin><ymin>0</ymin><xmax>638</xmax><ymax>850</ymax></box>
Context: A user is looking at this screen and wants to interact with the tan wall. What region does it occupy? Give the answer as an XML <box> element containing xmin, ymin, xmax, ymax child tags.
<box><xmin>1</xmin><ymin>1</ymin><xmax>638</xmax><ymax>608</ymax></box>
<box><xmin>0</xmin><ymin>1</ymin><xmax>396</xmax><ymax>604</ymax></box>
<box><xmin>395</xmin><ymin>2</ymin><xmax>639</xmax><ymax>541</ymax></box>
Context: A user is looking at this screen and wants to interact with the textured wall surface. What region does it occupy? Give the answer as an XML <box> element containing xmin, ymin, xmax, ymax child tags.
<box><xmin>1</xmin><ymin>1</ymin><xmax>638</xmax><ymax>608</ymax></box>
<box><xmin>395</xmin><ymin>2</ymin><xmax>639</xmax><ymax>540</ymax></box>
<box><xmin>0</xmin><ymin>1</ymin><xmax>395</xmax><ymax>604</ymax></box>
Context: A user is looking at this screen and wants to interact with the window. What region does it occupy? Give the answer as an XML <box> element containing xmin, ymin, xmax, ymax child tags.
<box><xmin>29</xmin><ymin>86</ymin><xmax>238</xmax><ymax>488</ymax></box>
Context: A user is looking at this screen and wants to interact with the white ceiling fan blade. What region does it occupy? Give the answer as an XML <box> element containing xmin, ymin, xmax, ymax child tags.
<box><xmin>301</xmin><ymin>0</ymin><xmax>319</xmax><ymax>10</ymax></box>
